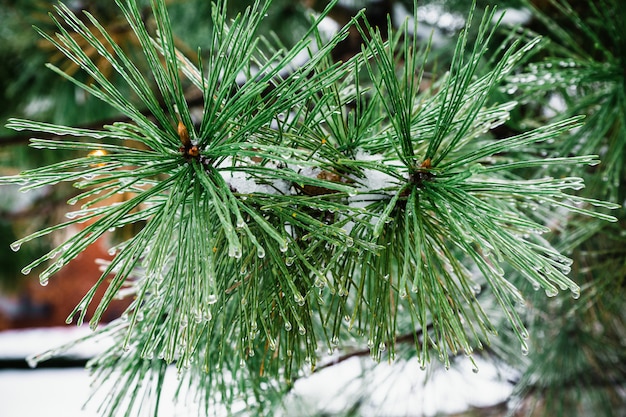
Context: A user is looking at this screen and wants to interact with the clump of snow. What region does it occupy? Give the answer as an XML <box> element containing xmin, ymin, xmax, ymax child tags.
<box><xmin>351</xmin><ymin>149</ymin><xmax>402</xmax><ymax>196</ymax></box>
<box><xmin>494</xmin><ymin>8</ymin><xmax>532</xmax><ymax>26</ymax></box>
<box><xmin>287</xmin><ymin>355</ymin><xmax>516</xmax><ymax>417</ymax></box>
<box><xmin>218</xmin><ymin>157</ymin><xmax>291</xmax><ymax>196</ymax></box>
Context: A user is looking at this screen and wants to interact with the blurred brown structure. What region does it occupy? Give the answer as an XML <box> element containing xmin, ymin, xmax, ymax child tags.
<box><xmin>0</xmin><ymin>200</ymin><xmax>131</xmax><ymax>331</ymax></box>
<box><xmin>0</xmin><ymin>233</ymin><xmax>130</xmax><ymax>330</ymax></box>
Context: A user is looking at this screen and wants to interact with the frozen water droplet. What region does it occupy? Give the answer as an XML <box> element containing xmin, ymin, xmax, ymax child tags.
<box><xmin>284</xmin><ymin>321</ymin><xmax>292</xmax><ymax>331</ymax></box>
<box><xmin>40</xmin><ymin>278</ymin><xmax>49</xmax><ymax>287</ymax></box>
<box><xmin>545</xmin><ymin>287</ymin><xmax>558</xmax><ymax>297</ymax></box>
<box><xmin>257</xmin><ymin>247</ymin><xmax>265</xmax><ymax>259</ymax></box>
<box><xmin>294</xmin><ymin>293</ymin><xmax>305</xmax><ymax>306</ymax></box>
<box><xmin>10</xmin><ymin>241</ymin><xmax>21</xmax><ymax>252</ymax></box>
<box><xmin>26</xmin><ymin>356</ymin><xmax>38</xmax><ymax>369</ymax></box>
<box><xmin>469</xmin><ymin>164</ymin><xmax>485</xmax><ymax>174</ymax></box>
<box><xmin>279</xmin><ymin>240</ymin><xmax>288</xmax><ymax>253</ymax></box>
<box><xmin>521</xmin><ymin>343</ymin><xmax>529</xmax><ymax>356</ymax></box>
<box><xmin>298</xmin><ymin>326</ymin><xmax>306</xmax><ymax>335</ymax></box>
<box><xmin>345</xmin><ymin>237</ymin><xmax>354</xmax><ymax>247</ymax></box>
<box><xmin>194</xmin><ymin>312</ymin><xmax>203</xmax><ymax>323</ymax></box>
<box><xmin>472</xmin><ymin>366</ymin><xmax>479</xmax><ymax>374</ymax></box>
<box><xmin>207</xmin><ymin>294</ymin><xmax>218</xmax><ymax>304</ymax></box>
<box><xmin>571</xmin><ymin>287</ymin><xmax>580</xmax><ymax>299</ymax></box>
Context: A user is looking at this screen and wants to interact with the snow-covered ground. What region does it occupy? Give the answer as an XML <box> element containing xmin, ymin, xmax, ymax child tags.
<box><xmin>0</xmin><ymin>327</ymin><xmax>516</xmax><ymax>417</ymax></box>
<box><xmin>0</xmin><ymin>368</ymin><xmax>103</xmax><ymax>417</ymax></box>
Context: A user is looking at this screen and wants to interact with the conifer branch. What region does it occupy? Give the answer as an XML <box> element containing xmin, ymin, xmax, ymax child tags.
<box><xmin>0</xmin><ymin>1</ymin><xmax>620</xmax><ymax>415</ymax></box>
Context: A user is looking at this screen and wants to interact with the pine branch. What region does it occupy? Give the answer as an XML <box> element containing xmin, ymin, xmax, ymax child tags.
<box><xmin>509</xmin><ymin>0</ymin><xmax>626</xmax><ymax>201</ymax></box>
<box><xmin>1</xmin><ymin>1</ymin><xmax>621</xmax><ymax>415</ymax></box>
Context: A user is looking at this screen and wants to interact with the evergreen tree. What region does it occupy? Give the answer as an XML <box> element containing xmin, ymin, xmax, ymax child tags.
<box><xmin>0</xmin><ymin>0</ymin><xmax>624</xmax><ymax>416</ymax></box>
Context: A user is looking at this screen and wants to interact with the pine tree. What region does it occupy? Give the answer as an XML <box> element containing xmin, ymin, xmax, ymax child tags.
<box><xmin>1</xmin><ymin>0</ymin><xmax>623</xmax><ymax>416</ymax></box>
